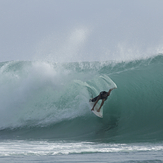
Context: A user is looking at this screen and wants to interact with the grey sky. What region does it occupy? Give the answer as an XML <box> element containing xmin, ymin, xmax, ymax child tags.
<box><xmin>0</xmin><ymin>0</ymin><xmax>163</xmax><ymax>62</ymax></box>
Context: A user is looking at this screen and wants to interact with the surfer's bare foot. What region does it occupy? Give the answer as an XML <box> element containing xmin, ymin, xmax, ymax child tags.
<box><xmin>97</xmin><ymin>109</ymin><xmax>100</xmax><ymax>112</ymax></box>
<box><xmin>91</xmin><ymin>108</ymin><xmax>94</xmax><ymax>111</ymax></box>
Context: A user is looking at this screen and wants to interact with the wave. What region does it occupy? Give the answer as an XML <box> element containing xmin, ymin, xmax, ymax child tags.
<box><xmin>0</xmin><ymin>54</ymin><xmax>163</xmax><ymax>142</ymax></box>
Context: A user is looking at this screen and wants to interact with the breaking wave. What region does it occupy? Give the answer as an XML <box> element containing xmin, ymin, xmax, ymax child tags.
<box><xmin>0</xmin><ymin>54</ymin><xmax>163</xmax><ymax>142</ymax></box>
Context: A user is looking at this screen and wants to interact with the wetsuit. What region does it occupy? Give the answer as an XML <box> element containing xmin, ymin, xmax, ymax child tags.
<box><xmin>91</xmin><ymin>91</ymin><xmax>108</xmax><ymax>102</ymax></box>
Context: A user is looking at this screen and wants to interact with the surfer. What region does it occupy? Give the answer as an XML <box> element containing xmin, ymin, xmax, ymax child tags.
<box><xmin>90</xmin><ymin>88</ymin><xmax>115</xmax><ymax>112</ymax></box>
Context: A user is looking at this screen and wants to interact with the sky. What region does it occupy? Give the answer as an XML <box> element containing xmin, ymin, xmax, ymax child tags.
<box><xmin>0</xmin><ymin>0</ymin><xmax>163</xmax><ymax>62</ymax></box>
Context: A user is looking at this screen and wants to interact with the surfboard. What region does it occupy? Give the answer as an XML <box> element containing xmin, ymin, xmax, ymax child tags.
<box><xmin>89</xmin><ymin>99</ymin><xmax>103</xmax><ymax>118</ymax></box>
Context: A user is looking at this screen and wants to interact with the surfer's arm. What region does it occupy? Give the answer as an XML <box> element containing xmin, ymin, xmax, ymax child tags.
<box><xmin>107</xmin><ymin>88</ymin><xmax>115</xmax><ymax>96</ymax></box>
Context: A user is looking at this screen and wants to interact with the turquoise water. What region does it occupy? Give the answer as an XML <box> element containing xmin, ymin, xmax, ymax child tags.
<box><xmin>0</xmin><ymin>54</ymin><xmax>163</xmax><ymax>162</ymax></box>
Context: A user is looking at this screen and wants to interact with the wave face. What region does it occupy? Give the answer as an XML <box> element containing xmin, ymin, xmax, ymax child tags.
<box><xmin>0</xmin><ymin>54</ymin><xmax>163</xmax><ymax>142</ymax></box>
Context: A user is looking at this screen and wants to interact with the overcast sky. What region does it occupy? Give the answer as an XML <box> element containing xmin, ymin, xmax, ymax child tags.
<box><xmin>0</xmin><ymin>0</ymin><xmax>163</xmax><ymax>62</ymax></box>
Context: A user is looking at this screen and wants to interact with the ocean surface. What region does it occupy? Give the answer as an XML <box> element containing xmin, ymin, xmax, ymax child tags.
<box><xmin>0</xmin><ymin>54</ymin><xmax>163</xmax><ymax>162</ymax></box>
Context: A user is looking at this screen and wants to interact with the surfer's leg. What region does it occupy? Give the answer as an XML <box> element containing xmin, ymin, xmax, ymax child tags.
<box><xmin>97</xmin><ymin>99</ymin><xmax>105</xmax><ymax>112</ymax></box>
<box><xmin>91</xmin><ymin>96</ymin><xmax>100</xmax><ymax>111</ymax></box>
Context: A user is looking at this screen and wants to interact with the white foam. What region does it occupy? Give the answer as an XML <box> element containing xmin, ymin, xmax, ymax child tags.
<box><xmin>0</xmin><ymin>140</ymin><xmax>163</xmax><ymax>156</ymax></box>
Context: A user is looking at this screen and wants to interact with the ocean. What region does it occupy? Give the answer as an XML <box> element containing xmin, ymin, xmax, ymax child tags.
<box><xmin>0</xmin><ymin>54</ymin><xmax>163</xmax><ymax>162</ymax></box>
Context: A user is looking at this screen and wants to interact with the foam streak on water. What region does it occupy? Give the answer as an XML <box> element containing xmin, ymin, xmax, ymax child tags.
<box><xmin>0</xmin><ymin>140</ymin><xmax>163</xmax><ymax>156</ymax></box>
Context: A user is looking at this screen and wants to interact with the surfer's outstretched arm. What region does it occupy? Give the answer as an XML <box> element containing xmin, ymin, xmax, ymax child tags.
<box><xmin>107</xmin><ymin>88</ymin><xmax>115</xmax><ymax>96</ymax></box>
<box><xmin>91</xmin><ymin>96</ymin><xmax>100</xmax><ymax>111</ymax></box>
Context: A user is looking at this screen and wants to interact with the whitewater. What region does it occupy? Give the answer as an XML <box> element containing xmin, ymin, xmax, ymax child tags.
<box><xmin>0</xmin><ymin>54</ymin><xmax>163</xmax><ymax>162</ymax></box>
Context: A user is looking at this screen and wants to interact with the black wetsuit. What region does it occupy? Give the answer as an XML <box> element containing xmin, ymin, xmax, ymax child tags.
<box><xmin>91</xmin><ymin>91</ymin><xmax>108</xmax><ymax>102</ymax></box>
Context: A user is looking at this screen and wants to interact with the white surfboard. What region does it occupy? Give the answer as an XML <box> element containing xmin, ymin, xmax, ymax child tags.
<box><xmin>89</xmin><ymin>99</ymin><xmax>103</xmax><ymax>118</ymax></box>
